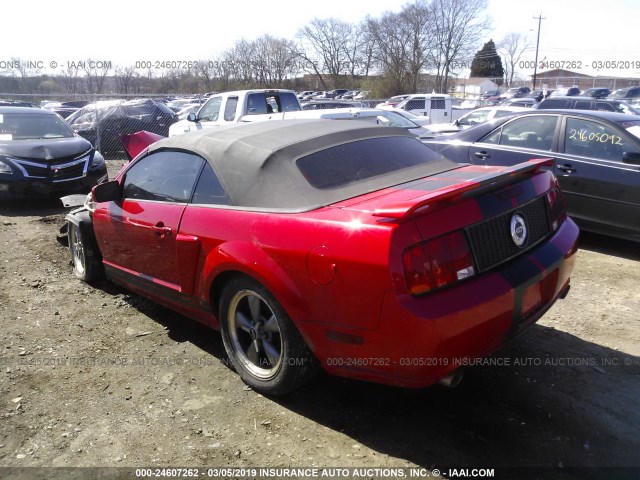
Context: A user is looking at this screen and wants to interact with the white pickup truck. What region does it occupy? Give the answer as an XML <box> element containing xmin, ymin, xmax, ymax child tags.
<box><xmin>381</xmin><ymin>93</ymin><xmax>473</xmax><ymax>125</ymax></box>
<box><xmin>169</xmin><ymin>89</ymin><xmax>301</xmax><ymax>136</ymax></box>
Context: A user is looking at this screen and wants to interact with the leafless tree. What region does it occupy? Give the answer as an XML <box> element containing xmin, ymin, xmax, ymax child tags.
<box><xmin>400</xmin><ymin>0</ymin><xmax>434</xmax><ymax>92</ymax></box>
<box><xmin>114</xmin><ymin>66</ymin><xmax>137</xmax><ymax>94</ymax></box>
<box><xmin>83</xmin><ymin>59</ymin><xmax>111</xmax><ymax>94</ymax></box>
<box><xmin>428</xmin><ymin>0</ymin><xmax>490</xmax><ymax>93</ymax></box>
<box><xmin>58</xmin><ymin>66</ymin><xmax>82</xmax><ymax>95</ymax></box>
<box><xmin>195</xmin><ymin>60</ymin><xmax>214</xmax><ymax>91</ymax></box>
<box><xmin>10</xmin><ymin>57</ymin><xmax>41</xmax><ymax>93</ymax></box>
<box><xmin>355</xmin><ymin>21</ymin><xmax>376</xmax><ymax>78</ymax></box>
<box><xmin>231</xmin><ymin>39</ymin><xmax>258</xmax><ymax>86</ymax></box>
<box><xmin>156</xmin><ymin>69</ymin><xmax>184</xmax><ymax>94</ymax></box>
<box><xmin>367</xmin><ymin>12</ymin><xmax>410</xmax><ymax>94</ymax></box>
<box><xmin>251</xmin><ymin>35</ymin><xmax>298</xmax><ymax>87</ymax></box>
<box><xmin>291</xmin><ymin>42</ymin><xmax>328</xmax><ymax>90</ymax></box>
<box><xmin>216</xmin><ymin>52</ymin><xmax>237</xmax><ymax>91</ymax></box>
<box><xmin>338</xmin><ymin>20</ymin><xmax>375</xmax><ymax>80</ymax></box>
<box><xmin>296</xmin><ymin>18</ymin><xmax>352</xmax><ymax>86</ymax></box>
<box><xmin>498</xmin><ymin>32</ymin><xmax>530</xmax><ymax>87</ymax></box>
<box><xmin>365</xmin><ymin>1</ymin><xmax>434</xmax><ymax>95</ymax></box>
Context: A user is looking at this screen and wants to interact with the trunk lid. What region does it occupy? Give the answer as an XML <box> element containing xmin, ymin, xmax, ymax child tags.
<box><xmin>331</xmin><ymin>159</ymin><xmax>553</xmax><ymax>219</ymax></box>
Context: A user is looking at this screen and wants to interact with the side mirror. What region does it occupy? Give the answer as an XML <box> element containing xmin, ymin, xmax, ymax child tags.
<box><xmin>92</xmin><ymin>180</ymin><xmax>121</xmax><ymax>203</ymax></box>
<box><xmin>622</xmin><ymin>152</ymin><xmax>640</xmax><ymax>165</ymax></box>
<box><xmin>187</xmin><ymin>112</ymin><xmax>197</xmax><ymax>123</ymax></box>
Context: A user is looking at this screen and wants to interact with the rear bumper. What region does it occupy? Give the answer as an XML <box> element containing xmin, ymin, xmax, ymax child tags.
<box><xmin>312</xmin><ymin>218</ymin><xmax>579</xmax><ymax>388</ymax></box>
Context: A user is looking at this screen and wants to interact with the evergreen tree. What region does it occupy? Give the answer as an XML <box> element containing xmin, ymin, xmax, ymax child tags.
<box><xmin>470</xmin><ymin>40</ymin><xmax>504</xmax><ymax>85</ymax></box>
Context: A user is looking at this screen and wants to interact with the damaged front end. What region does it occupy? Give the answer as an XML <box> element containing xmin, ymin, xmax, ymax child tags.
<box><xmin>57</xmin><ymin>193</ymin><xmax>96</xmax><ymax>246</ymax></box>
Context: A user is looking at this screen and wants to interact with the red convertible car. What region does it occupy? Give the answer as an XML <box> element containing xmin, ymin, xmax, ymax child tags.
<box><xmin>65</xmin><ymin>120</ymin><xmax>579</xmax><ymax>395</ymax></box>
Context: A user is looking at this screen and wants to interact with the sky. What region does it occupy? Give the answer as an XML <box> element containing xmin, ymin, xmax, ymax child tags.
<box><xmin>1</xmin><ymin>0</ymin><xmax>639</xmax><ymax>79</ymax></box>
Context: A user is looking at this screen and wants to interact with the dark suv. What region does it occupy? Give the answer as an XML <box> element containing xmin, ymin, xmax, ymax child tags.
<box><xmin>533</xmin><ymin>96</ymin><xmax>640</xmax><ymax>115</ymax></box>
<box><xmin>609</xmin><ymin>86</ymin><xmax>640</xmax><ymax>100</ymax></box>
<box><xmin>581</xmin><ymin>88</ymin><xmax>611</xmax><ymax>99</ymax></box>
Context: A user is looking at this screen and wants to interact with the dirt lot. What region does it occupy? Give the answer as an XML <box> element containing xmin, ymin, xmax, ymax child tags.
<box><xmin>1</xmin><ymin>160</ymin><xmax>639</xmax><ymax>480</ymax></box>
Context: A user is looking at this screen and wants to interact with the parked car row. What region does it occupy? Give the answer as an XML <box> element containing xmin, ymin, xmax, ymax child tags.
<box><xmin>533</xmin><ymin>96</ymin><xmax>640</xmax><ymax>114</ymax></box>
<box><xmin>165</xmin><ymin>97</ymin><xmax>206</xmax><ymax>113</ymax></box>
<box><xmin>3</xmin><ymin>89</ymin><xmax>639</xmax><ymax>247</ymax></box>
<box><xmin>482</xmin><ymin>85</ymin><xmax>640</xmax><ymax>108</ymax></box>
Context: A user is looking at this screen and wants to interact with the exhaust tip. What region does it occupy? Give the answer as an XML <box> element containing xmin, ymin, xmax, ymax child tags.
<box><xmin>438</xmin><ymin>369</ymin><xmax>464</xmax><ymax>388</ymax></box>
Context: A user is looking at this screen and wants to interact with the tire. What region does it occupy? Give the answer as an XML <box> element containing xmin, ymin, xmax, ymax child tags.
<box><xmin>68</xmin><ymin>221</ymin><xmax>103</xmax><ymax>282</ymax></box>
<box><xmin>219</xmin><ymin>277</ymin><xmax>319</xmax><ymax>396</ymax></box>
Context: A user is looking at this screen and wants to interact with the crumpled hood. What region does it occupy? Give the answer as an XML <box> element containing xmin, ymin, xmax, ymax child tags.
<box><xmin>0</xmin><ymin>137</ymin><xmax>93</xmax><ymax>162</ymax></box>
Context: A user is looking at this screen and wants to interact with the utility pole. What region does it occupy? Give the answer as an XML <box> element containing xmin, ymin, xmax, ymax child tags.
<box><xmin>532</xmin><ymin>14</ymin><xmax>545</xmax><ymax>89</ymax></box>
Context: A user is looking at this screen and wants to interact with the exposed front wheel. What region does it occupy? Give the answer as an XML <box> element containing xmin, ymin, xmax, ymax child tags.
<box><xmin>68</xmin><ymin>221</ymin><xmax>102</xmax><ymax>282</ymax></box>
<box><xmin>219</xmin><ymin>277</ymin><xmax>319</xmax><ymax>395</ymax></box>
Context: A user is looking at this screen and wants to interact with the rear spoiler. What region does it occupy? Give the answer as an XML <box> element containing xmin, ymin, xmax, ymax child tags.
<box><xmin>372</xmin><ymin>158</ymin><xmax>553</xmax><ymax>219</ymax></box>
<box><xmin>120</xmin><ymin>131</ymin><xmax>165</xmax><ymax>160</ymax></box>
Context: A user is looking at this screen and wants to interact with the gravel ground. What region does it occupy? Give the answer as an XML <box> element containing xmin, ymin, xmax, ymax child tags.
<box><xmin>1</xmin><ymin>160</ymin><xmax>639</xmax><ymax>480</ymax></box>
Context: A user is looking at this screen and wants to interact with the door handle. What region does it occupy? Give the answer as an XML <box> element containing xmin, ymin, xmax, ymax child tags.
<box><xmin>474</xmin><ymin>151</ymin><xmax>490</xmax><ymax>159</ymax></box>
<box><xmin>557</xmin><ymin>164</ymin><xmax>576</xmax><ymax>174</ymax></box>
<box><xmin>125</xmin><ymin>219</ymin><xmax>173</xmax><ymax>236</ymax></box>
<box><xmin>151</xmin><ymin>222</ymin><xmax>172</xmax><ymax>236</ymax></box>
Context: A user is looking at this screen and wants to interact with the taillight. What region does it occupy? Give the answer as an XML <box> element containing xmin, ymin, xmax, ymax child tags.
<box><xmin>402</xmin><ymin>230</ymin><xmax>476</xmax><ymax>295</ymax></box>
<box><xmin>546</xmin><ymin>187</ymin><xmax>566</xmax><ymax>231</ymax></box>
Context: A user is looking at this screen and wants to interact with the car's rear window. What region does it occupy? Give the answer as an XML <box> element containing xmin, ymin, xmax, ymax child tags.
<box><xmin>297</xmin><ymin>136</ymin><xmax>448</xmax><ymax>189</ymax></box>
<box><xmin>245</xmin><ymin>92</ymin><xmax>300</xmax><ymax>115</ymax></box>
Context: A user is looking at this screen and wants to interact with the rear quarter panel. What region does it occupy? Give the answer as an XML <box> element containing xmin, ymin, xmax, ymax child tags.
<box><xmin>177</xmin><ymin>206</ymin><xmax>397</xmax><ymax>334</ymax></box>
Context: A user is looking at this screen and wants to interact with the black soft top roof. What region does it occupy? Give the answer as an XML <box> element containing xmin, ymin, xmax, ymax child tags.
<box><xmin>148</xmin><ymin>119</ymin><xmax>455</xmax><ymax>211</ymax></box>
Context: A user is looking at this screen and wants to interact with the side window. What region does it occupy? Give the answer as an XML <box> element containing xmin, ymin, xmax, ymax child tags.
<box><xmin>198</xmin><ymin>96</ymin><xmax>222</xmax><ymax>122</ymax></box>
<box><xmin>564</xmin><ymin>118</ymin><xmax>633</xmax><ymax>161</ymax></box>
<box><xmin>405</xmin><ymin>98</ymin><xmax>426</xmax><ymax>110</ymax></box>
<box><xmin>278</xmin><ymin>93</ymin><xmax>301</xmax><ymax>112</ymax></box>
<box><xmin>459</xmin><ymin>110</ymin><xmax>490</xmax><ymax>126</ymax></box>
<box><xmin>595</xmin><ymin>101</ymin><xmax>616</xmax><ymax>112</ymax></box>
<box><xmin>481</xmin><ymin>128</ymin><xmax>502</xmax><ymax>144</ymax></box>
<box><xmin>481</xmin><ymin>116</ymin><xmax>557</xmax><ymax>150</ymax></box>
<box><xmin>430</xmin><ymin>98</ymin><xmax>446</xmax><ymax>109</ymax></box>
<box><xmin>224</xmin><ymin>97</ymin><xmax>238</xmax><ymax>121</ymax></box>
<box><xmin>246</xmin><ymin>93</ymin><xmax>268</xmax><ymax>115</ymax></box>
<box><xmin>539</xmin><ymin>99</ymin><xmax>566</xmax><ymax>109</ymax></box>
<box><xmin>574</xmin><ymin>100</ymin><xmax>593</xmax><ymax>110</ymax></box>
<box><xmin>123</xmin><ymin>151</ymin><xmax>205</xmax><ymax>203</ymax></box>
<box><xmin>191</xmin><ymin>163</ymin><xmax>230</xmax><ymax>205</ymax></box>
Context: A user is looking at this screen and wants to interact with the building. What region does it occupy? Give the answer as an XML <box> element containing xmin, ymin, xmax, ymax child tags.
<box><xmin>454</xmin><ymin>77</ymin><xmax>499</xmax><ymax>97</ymax></box>
<box><xmin>532</xmin><ymin>69</ymin><xmax>639</xmax><ymax>91</ymax></box>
